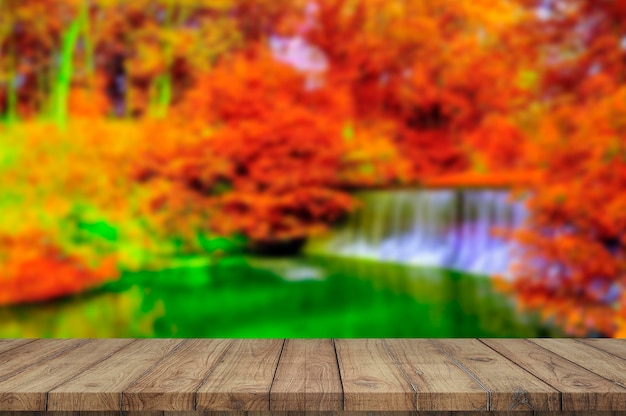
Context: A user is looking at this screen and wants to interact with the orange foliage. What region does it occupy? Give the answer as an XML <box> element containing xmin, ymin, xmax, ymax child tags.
<box><xmin>0</xmin><ymin>231</ymin><xmax>117</xmax><ymax>306</ymax></box>
<box><xmin>68</xmin><ymin>85</ymin><xmax>110</xmax><ymax>118</ymax></box>
<box><xmin>339</xmin><ymin>122</ymin><xmax>413</xmax><ymax>187</ymax></box>
<box><xmin>509</xmin><ymin>87</ymin><xmax>626</xmax><ymax>336</ymax></box>
<box><xmin>0</xmin><ymin>121</ymin><xmax>156</xmax><ymax>306</ymax></box>
<box><xmin>301</xmin><ymin>0</ymin><xmax>532</xmax><ymax>176</ymax></box>
<box><xmin>422</xmin><ymin>171</ymin><xmax>543</xmax><ymax>189</ymax></box>
<box><xmin>3</xmin><ymin>0</ymin><xmax>626</xmax><ymax>335</ymax></box>
<box><xmin>490</xmin><ymin>0</ymin><xmax>626</xmax><ymax>336</ymax></box>
<box><xmin>466</xmin><ymin>115</ymin><xmax>529</xmax><ymax>172</ymax></box>
<box><xmin>139</xmin><ymin>51</ymin><xmax>356</xmax><ymax>243</ymax></box>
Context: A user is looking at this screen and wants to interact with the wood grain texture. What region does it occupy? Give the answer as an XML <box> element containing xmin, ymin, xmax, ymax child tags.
<box><xmin>270</xmin><ymin>339</ymin><xmax>343</xmax><ymax>411</ymax></box>
<box><xmin>0</xmin><ymin>340</ymin><xmax>36</xmax><ymax>356</ymax></box>
<box><xmin>164</xmin><ymin>412</ymin><xmax>222</xmax><ymax>416</ymax></box>
<box><xmin>0</xmin><ymin>411</ymin><xmax>623</xmax><ymax>416</ymax></box>
<box><xmin>123</xmin><ymin>412</ymin><xmax>163</xmax><ymax>416</ymax></box>
<box><xmin>481</xmin><ymin>338</ymin><xmax>626</xmax><ymax>411</ymax></box>
<box><xmin>48</xmin><ymin>338</ymin><xmax>183</xmax><ymax>411</ymax></box>
<box><xmin>0</xmin><ymin>339</ymin><xmax>87</xmax><ymax>381</ymax></box>
<box><xmin>578</xmin><ymin>338</ymin><xmax>626</xmax><ymax>359</ymax></box>
<box><xmin>0</xmin><ymin>413</ymin><xmax>603</xmax><ymax>416</ymax></box>
<box><xmin>383</xmin><ymin>339</ymin><xmax>488</xmax><ymax>411</ymax></box>
<box><xmin>0</xmin><ymin>412</ymin><xmax>80</xmax><ymax>416</ymax></box>
<box><xmin>531</xmin><ymin>338</ymin><xmax>626</xmax><ymax>387</ymax></box>
<box><xmin>335</xmin><ymin>339</ymin><xmax>415</xmax><ymax>411</ymax></box>
<box><xmin>0</xmin><ymin>338</ymin><xmax>133</xmax><ymax>411</ymax></box>
<box><xmin>432</xmin><ymin>339</ymin><xmax>560</xmax><ymax>412</ymax></box>
<box><xmin>0</xmin><ymin>338</ymin><xmax>624</xmax><ymax>414</ymax></box>
<box><xmin>195</xmin><ymin>339</ymin><xmax>284</xmax><ymax>411</ymax></box>
<box><xmin>249</xmin><ymin>412</ymin><xmax>338</xmax><ymax>416</ymax></box>
<box><xmin>123</xmin><ymin>339</ymin><xmax>233</xmax><ymax>411</ymax></box>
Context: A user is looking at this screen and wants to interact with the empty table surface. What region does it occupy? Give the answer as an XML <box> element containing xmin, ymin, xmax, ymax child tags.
<box><xmin>0</xmin><ymin>338</ymin><xmax>625</xmax><ymax>414</ymax></box>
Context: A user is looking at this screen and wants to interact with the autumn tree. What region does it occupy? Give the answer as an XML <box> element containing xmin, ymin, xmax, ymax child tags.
<box><xmin>499</xmin><ymin>0</ymin><xmax>626</xmax><ymax>336</ymax></box>
<box><xmin>137</xmin><ymin>49</ymin><xmax>355</xmax><ymax>248</ymax></box>
<box><xmin>0</xmin><ymin>0</ymin><xmax>75</xmax><ymax>121</ymax></box>
<box><xmin>299</xmin><ymin>0</ymin><xmax>533</xmax><ymax>179</ymax></box>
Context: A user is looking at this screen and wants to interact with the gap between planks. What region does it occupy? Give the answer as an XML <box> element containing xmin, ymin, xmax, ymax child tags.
<box><xmin>0</xmin><ymin>339</ymin><xmax>626</xmax><ymax>413</ymax></box>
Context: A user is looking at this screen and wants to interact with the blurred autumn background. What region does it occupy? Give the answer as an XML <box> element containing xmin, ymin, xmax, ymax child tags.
<box><xmin>1</xmin><ymin>0</ymin><xmax>625</xmax><ymax>338</ymax></box>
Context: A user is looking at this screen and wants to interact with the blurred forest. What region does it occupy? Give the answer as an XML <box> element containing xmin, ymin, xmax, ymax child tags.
<box><xmin>0</xmin><ymin>0</ymin><xmax>625</xmax><ymax>336</ymax></box>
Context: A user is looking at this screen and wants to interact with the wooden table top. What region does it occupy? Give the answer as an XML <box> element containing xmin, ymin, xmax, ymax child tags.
<box><xmin>0</xmin><ymin>338</ymin><xmax>625</xmax><ymax>413</ymax></box>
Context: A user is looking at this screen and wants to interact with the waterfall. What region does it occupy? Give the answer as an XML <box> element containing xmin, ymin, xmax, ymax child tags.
<box><xmin>306</xmin><ymin>189</ymin><xmax>527</xmax><ymax>277</ymax></box>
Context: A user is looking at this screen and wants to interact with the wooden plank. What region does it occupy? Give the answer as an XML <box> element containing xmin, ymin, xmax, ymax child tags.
<box><xmin>0</xmin><ymin>412</ymin><xmax>616</xmax><ymax>416</ymax></box>
<box><xmin>0</xmin><ymin>338</ymin><xmax>624</xmax><ymax>414</ymax></box>
<box><xmin>48</xmin><ymin>338</ymin><xmax>183</xmax><ymax>411</ymax></box>
<box><xmin>195</xmin><ymin>339</ymin><xmax>284</xmax><ymax>411</ymax></box>
<box><xmin>81</xmin><ymin>413</ymin><xmax>129</xmax><ymax>416</ymax></box>
<box><xmin>78</xmin><ymin>412</ymin><xmax>153</xmax><ymax>416</ymax></box>
<box><xmin>0</xmin><ymin>339</ymin><xmax>87</xmax><ymax>381</ymax></box>
<box><xmin>335</xmin><ymin>339</ymin><xmax>415</xmax><ymax>411</ymax></box>
<box><xmin>262</xmin><ymin>413</ymin><xmax>449</xmax><ymax>416</ymax></box>
<box><xmin>0</xmin><ymin>340</ymin><xmax>36</xmax><ymax>356</ymax></box>
<box><xmin>455</xmin><ymin>412</ymin><xmax>612</xmax><ymax>416</ymax></box>
<box><xmin>482</xmin><ymin>338</ymin><xmax>626</xmax><ymax>411</ymax></box>
<box><xmin>168</xmin><ymin>412</ymin><xmax>245</xmax><ymax>416</ymax></box>
<box><xmin>248</xmin><ymin>412</ymin><xmax>338</xmax><ymax>416</ymax></box>
<box><xmin>432</xmin><ymin>339</ymin><xmax>560</xmax><ymax>412</ymax></box>
<box><xmin>163</xmin><ymin>412</ymin><xmax>203</xmax><ymax>416</ymax></box>
<box><xmin>578</xmin><ymin>338</ymin><xmax>626</xmax><ymax>359</ymax></box>
<box><xmin>261</xmin><ymin>412</ymin><xmax>448</xmax><ymax>416</ymax></box>
<box><xmin>531</xmin><ymin>338</ymin><xmax>626</xmax><ymax>388</ymax></box>
<box><xmin>270</xmin><ymin>339</ymin><xmax>343</xmax><ymax>411</ymax></box>
<box><xmin>123</xmin><ymin>339</ymin><xmax>233</xmax><ymax>411</ymax></box>
<box><xmin>0</xmin><ymin>412</ymin><xmax>80</xmax><ymax>416</ymax></box>
<box><xmin>123</xmin><ymin>412</ymin><xmax>163</xmax><ymax>416</ymax></box>
<box><xmin>383</xmin><ymin>339</ymin><xmax>488</xmax><ymax>411</ymax></box>
<box><xmin>0</xmin><ymin>338</ymin><xmax>133</xmax><ymax>411</ymax></box>
<box><xmin>452</xmin><ymin>412</ymin><xmax>533</xmax><ymax>416</ymax></box>
<box><xmin>0</xmin><ymin>413</ymin><xmax>621</xmax><ymax>416</ymax></box>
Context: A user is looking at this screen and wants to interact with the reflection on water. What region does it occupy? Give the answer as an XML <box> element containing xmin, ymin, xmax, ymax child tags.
<box><xmin>0</xmin><ymin>285</ymin><xmax>164</xmax><ymax>337</ymax></box>
<box><xmin>0</xmin><ymin>256</ymin><xmax>559</xmax><ymax>338</ymax></box>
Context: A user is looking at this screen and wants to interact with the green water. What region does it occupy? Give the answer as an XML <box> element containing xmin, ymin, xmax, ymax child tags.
<box><xmin>0</xmin><ymin>255</ymin><xmax>559</xmax><ymax>338</ymax></box>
